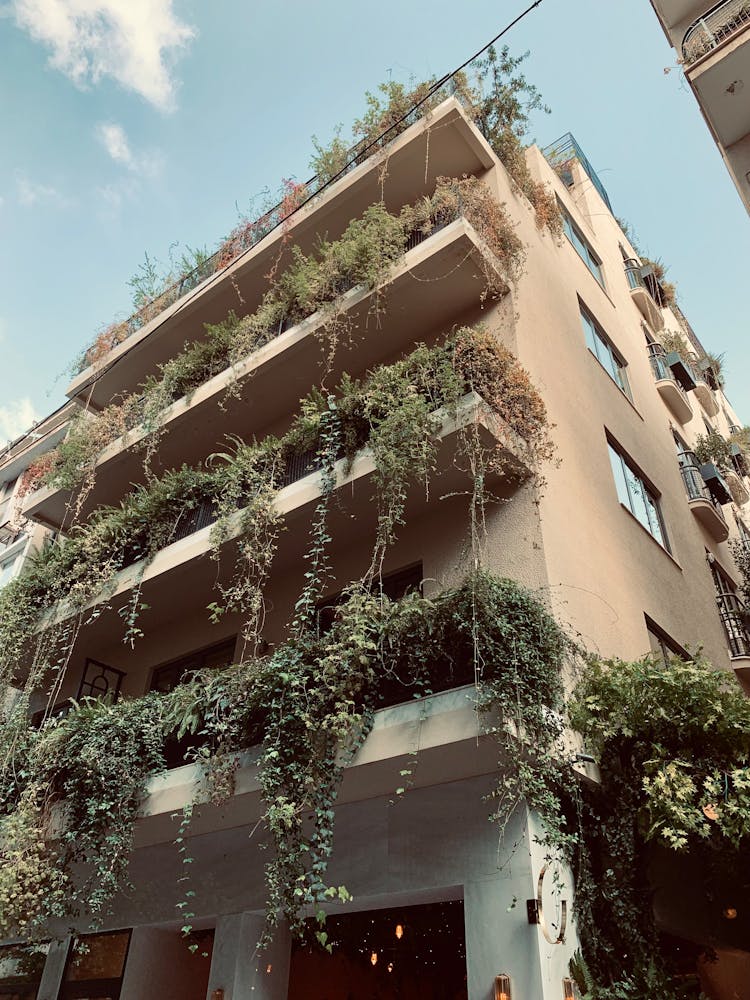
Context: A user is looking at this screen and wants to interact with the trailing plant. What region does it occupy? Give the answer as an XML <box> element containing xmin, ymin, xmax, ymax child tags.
<box><xmin>167</xmin><ymin>571</ymin><xmax>571</xmax><ymax>943</ymax></box>
<box><xmin>0</xmin><ymin>694</ymin><xmax>168</xmax><ymax>939</ymax></box>
<box><xmin>75</xmin><ymin>45</ymin><xmax>556</xmax><ymax>374</ymax></box>
<box><xmin>693</xmin><ymin>429</ymin><xmax>735</xmax><ymax>473</ymax></box>
<box><xmin>38</xmin><ymin>182</ymin><xmax>524</xmax><ymax>503</ymax></box>
<box><xmin>568</xmin><ymin>653</ymin><xmax>750</xmax><ymax>995</ymax></box>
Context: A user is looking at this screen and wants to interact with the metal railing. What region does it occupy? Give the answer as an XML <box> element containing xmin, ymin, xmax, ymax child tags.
<box><xmin>647</xmin><ymin>343</ymin><xmax>674</xmax><ymax>383</ymax></box>
<box><xmin>683</xmin><ymin>0</ymin><xmax>750</xmax><ymax>63</ymax></box>
<box><xmin>716</xmin><ymin>591</ymin><xmax>750</xmax><ymax>657</ymax></box>
<box><xmin>678</xmin><ymin>451</ymin><xmax>727</xmax><ymax>528</ymax></box>
<box><xmin>541</xmin><ymin>133</ymin><xmax>613</xmax><ymax>211</ymax></box>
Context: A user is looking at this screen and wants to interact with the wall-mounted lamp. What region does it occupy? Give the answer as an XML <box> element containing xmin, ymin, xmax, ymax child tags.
<box><xmin>563</xmin><ymin>977</ymin><xmax>576</xmax><ymax>999</ymax></box>
<box><xmin>370</xmin><ymin>951</ymin><xmax>378</xmax><ymax>966</ymax></box>
<box><xmin>211</xmin><ymin>991</ymin><xmax>225</xmax><ymax>1000</ymax></box>
<box><xmin>395</xmin><ymin>923</ymin><xmax>404</xmax><ymax>939</ymax></box>
<box><xmin>494</xmin><ymin>973</ymin><xmax>512</xmax><ymax>1000</ymax></box>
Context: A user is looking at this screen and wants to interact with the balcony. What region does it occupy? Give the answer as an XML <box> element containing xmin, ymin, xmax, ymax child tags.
<box><xmin>691</xmin><ymin>374</ymin><xmax>720</xmax><ymax>416</ymax></box>
<box><xmin>647</xmin><ymin>345</ymin><xmax>693</xmax><ymax>423</ymax></box>
<box><xmin>38</xmin><ymin>393</ymin><xmax>531</xmax><ymax>645</ymax></box>
<box><xmin>683</xmin><ymin>0</ymin><xmax>750</xmax><ymax>64</ymax></box>
<box><xmin>679</xmin><ymin>452</ymin><xmax>730</xmax><ymax>541</ymax></box>
<box><xmin>715</xmin><ymin>592</ymin><xmax>750</xmax><ymax>678</ymax></box>
<box><xmin>66</xmin><ymin>97</ymin><xmax>495</xmax><ymax>411</ymax></box>
<box><xmin>624</xmin><ymin>259</ymin><xmax>664</xmax><ymax>331</ymax></box>
<box><xmin>25</xmin><ymin>217</ymin><xmax>507</xmax><ymax>531</ymax></box>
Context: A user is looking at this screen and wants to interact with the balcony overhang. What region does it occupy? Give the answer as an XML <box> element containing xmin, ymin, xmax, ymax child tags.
<box><xmin>688</xmin><ymin>495</ymin><xmax>730</xmax><ymax>541</ymax></box>
<box><xmin>655</xmin><ymin>378</ymin><xmax>693</xmax><ymax>424</ymax></box>
<box><xmin>66</xmin><ymin>97</ymin><xmax>496</xmax><ymax>411</ymax></box>
<box><xmin>630</xmin><ymin>285</ymin><xmax>664</xmax><ymax>331</ymax></box>
<box><xmin>25</xmin><ymin>220</ymin><xmax>507</xmax><ymax>531</ymax></box>
<box><xmin>37</xmin><ymin>393</ymin><xmax>531</xmax><ymax>646</ymax></box>
<box><xmin>687</xmin><ymin>20</ymin><xmax>750</xmax><ymax>148</ymax></box>
<box><xmin>726</xmin><ymin>470</ymin><xmax>750</xmax><ymax>506</ymax></box>
<box><xmin>692</xmin><ymin>381</ymin><xmax>720</xmax><ymax>416</ymax></box>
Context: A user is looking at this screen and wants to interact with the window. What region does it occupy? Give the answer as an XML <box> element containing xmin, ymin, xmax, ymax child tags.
<box><xmin>560</xmin><ymin>203</ymin><xmax>604</xmax><ymax>286</ymax></box>
<box><xmin>76</xmin><ymin>659</ymin><xmax>126</xmax><ymax>702</ymax></box>
<box><xmin>317</xmin><ymin>563</ymin><xmax>423</xmax><ymax>633</ymax></box>
<box><xmin>608</xmin><ymin>442</ymin><xmax>669</xmax><ymax>550</ymax></box>
<box><xmin>580</xmin><ymin>305</ymin><xmax>631</xmax><ymax>399</ymax></box>
<box><xmin>645</xmin><ymin>615</ymin><xmax>688</xmax><ymax>665</ymax></box>
<box><xmin>150</xmin><ymin>636</ymin><xmax>237</xmax><ymax>694</ymax></box>
<box><xmin>60</xmin><ymin>930</ymin><xmax>131</xmax><ymax>1000</ymax></box>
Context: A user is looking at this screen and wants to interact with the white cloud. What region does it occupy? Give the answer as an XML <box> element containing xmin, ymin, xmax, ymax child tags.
<box><xmin>15</xmin><ymin>173</ymin><xmax>70</xmax><ymax>207</ymax></box>
<box><xmin>97</xmin><ymin>121</ymin><xmax>132</xmax><ymax>166</ymax></box>
<box><xmin>95</xmin><ymin>121</ymin><xmax>163</xmax><ymax>177</ymax></box>
<box><xmin>7</xmin><ymin>0</ymin><xmax>195</xmax><ymax>110</ymax></box>
<box><xmin>0</xmin><ymin>398</ymin><xmax>38</xmax><ymax>445</ymax></box>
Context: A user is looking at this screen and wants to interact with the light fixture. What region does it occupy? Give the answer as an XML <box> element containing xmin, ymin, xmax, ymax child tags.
<box><xmin>265</xmin><ymin>963</ymin><xmax>273</xmax><ymax>974</ymax></box>
<box><xmin>387</xmin><ymin>962</ymin><xmax>394</xmax><ymax>973</ymax></box>
<box><xmin>395</xmin><ymin>923</ymin><xmax>404</xmax><ymax>939</ymax></box>
<box><xmin>494</xmin><ymin>973</ymin><xmax>512</xmax><ymax>1000</ymax></box>
<box><xmin>370</xmin><ymin>951</ymin><xmax>378</xmax><ymax>966</ymax></box>
<box><xmin>723</xmin><ymin>907</ymin><xmax>738</xmax><ymax>920</ymax></box>
<box><xmin>210</xmin><ymin>991</ymin><xmax>224</xmax><ymax>1000</ymax></box>
<box><xmin>563</xmin><ymin>977</ymin><xmax>576</xmax><ymax>999</ymax></box>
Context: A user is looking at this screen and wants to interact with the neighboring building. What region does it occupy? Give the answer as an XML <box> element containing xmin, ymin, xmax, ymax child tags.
<box><xmin>650</xmin><ymin>0</ymin><xmax>750</xmax><ymax>212</ymax></box>
<box><xmin>0</xmin><ymin>404</ymin><xmax>73</xmax><ymax>591</ymax></box>
<box><xmin>2</xmin><ymin>98</ymin><xmax>750</xmax><ymax>999</ymax></box>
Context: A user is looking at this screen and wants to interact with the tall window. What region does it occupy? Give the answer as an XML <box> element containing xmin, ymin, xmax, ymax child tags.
<box><xmin>560</xmin><ymin>204</ymin><xmax>604</xmax><ymax>286</ymax></box>
<box><xmin>580</xmin><ymin>305</ymin><xmax>631</xmax><ymax>399</ymax></box>
<box><xmin>644</xmin><ymin>615</ymin><xmax>688</xmax><ymax>665</ymax></box>
<box><xmin>608</xmin><ymin>442</ymin><xmax>669</xmax><ymax>550</ymax></box>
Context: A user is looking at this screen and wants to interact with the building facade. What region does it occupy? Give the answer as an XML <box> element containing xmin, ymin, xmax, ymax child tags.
<box><xmin>650</xmin><ymin>0</ymin><xmax>750</xmax><ymax>212</ymax></box>
<box><xmin>1</xmin><ymin>95</ymin><xmax>749</xmax><ymax>999</ymax></box>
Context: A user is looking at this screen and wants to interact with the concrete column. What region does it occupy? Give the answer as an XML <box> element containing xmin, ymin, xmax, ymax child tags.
<box><xmin>208</xmin><ymin>913</ymin><xmax>290</xmax><ymax>1000</ymax></box>
<box><xmin>36</xmin><ymin>937</ymin><xmax>69</xmax><ymax>1000</ymax></box>
<box><xmin>120</xmin><ymin>926</ymin><xmax>213</xmax><ymax>1000</ymax></box>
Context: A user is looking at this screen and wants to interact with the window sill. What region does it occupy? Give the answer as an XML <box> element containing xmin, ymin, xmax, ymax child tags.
<box><xmin>618</xmin><ymin>502</ymin><xmax>682</xmax><ymax>571</ymax></box>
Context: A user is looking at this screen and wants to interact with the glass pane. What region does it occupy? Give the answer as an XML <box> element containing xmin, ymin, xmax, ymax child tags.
<box><xmin>624</xmin><ymin>464</ymin><xmax>651</xmax><ymax>532</ymax></box>
<box><xmin>65</xmin><ymin>933</ymin><xmax>130</xmax><ymax>982</ymax></box>
<box><xmin>645</xmin><ymin>493</ymin><xmax>666</xmax><ymax>547</ymax></box>
<box><xmin>608</xmin><ymin>447</ymin><xmax>631</xmax><ymax>508</ymax></box>
<box><xmin>580</xmin><ymin>311</ymin><xmax>598</xmax><ymax>355</ymax></box>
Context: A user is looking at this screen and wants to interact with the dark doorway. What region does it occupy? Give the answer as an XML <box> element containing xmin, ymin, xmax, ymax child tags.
<box><xmin>57</xmin><ymin>930</ymin><xmax>131</xmax><ymax>1000</ymax></box>
<box><xmin>288</xmin><ymin>899</ymin><xmax>467</xmax><ymax>999</ymax></box>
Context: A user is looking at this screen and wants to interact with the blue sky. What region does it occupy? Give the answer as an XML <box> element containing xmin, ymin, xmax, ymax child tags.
<box><xmin>0</xmin><ymin>0</ymin><xmax>748</xmax><ymax>445</ymax></box>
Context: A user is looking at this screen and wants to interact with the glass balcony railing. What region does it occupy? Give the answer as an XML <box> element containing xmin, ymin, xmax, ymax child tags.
<box><xmin>647</xmin><ymin>344</ymin><xmax>674</xmax><ymax>383</ymax></box>
<box><xmin>624</xmin><ymin>259</ymin><xmax>646</xmax><ymax>291</ymax></box>
<box><xmin>683</xmin><ymin>0</ymin><xmax>750</xmax><ymax>64</ymax></box>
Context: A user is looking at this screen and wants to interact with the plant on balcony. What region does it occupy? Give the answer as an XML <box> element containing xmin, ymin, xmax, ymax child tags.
<box><xmin>0</xmin><ymin>694</ymin><xmax>169</xmax><ymax>939</ymax></box>
<box><xmin>39</xmin><ymin>182</ymin><xmax>525</xmax><ymax>503</ymax></box>
<box><xmin>569</xmin><ymin>652</ymin><xmax>750</xmax><ymax>997</ymax></box>
<box><xmin>168</xmin><ymin>571</ymin><xmax>571</xmax><ymax>943</ymax></box>
<box><xmin>640</xmin><ymin>257</ymin><xmax>677</xmax><ymax>309</ymax></box>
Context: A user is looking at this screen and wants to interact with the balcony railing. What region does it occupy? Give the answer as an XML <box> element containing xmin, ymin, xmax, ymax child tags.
<box><xmin>541</xmin><ymin>133</ymin><xmax>613</xmax><ymax>211</ymax></box>
<box><xmin>683</xmin><ymin>0</ymin><xmax>750</xmax><ymax>63</ymax></box>
<box><xmin>624</xmin><ymin>258</ymin><xmax>646</xmax><ymax>292</ymax></box>
<box><xmin>647</xmin><ymin>344</ymin><xmax>674</xmax><ymax>383</ymax></box>
<box><xmin>679</xmin><ymin>451</ymin><xmax>727</xmax><ymax>513</ymax></box>
<box><xmin>716</xmin><ymin>590</ymin><xmax>750</xmax><ymax>657</ymax></box>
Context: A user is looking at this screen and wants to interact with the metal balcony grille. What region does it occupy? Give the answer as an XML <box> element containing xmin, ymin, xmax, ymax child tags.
<box><xmin>716</xmin><ymin>591</ymin><xmax>750</xmax><ymax>657</ymax></box>
<box><xmin>683</xmin><ymin>0</ymin><xmax>750</xmax><ymax>63</ymax></box>
<box><xmin>647</xmin><ymin>343</ymin><xmax>673</xmax><ymax>382</ymax></box>
<box><xmin>624</xmin><ymin>259</ymin><xmax>646</xmax><ymax>291</ymax></box>
<box><xmin>542</xmin><ymin>133</ymin><xmax>613</xmax><ymax>211</ymax></box>
<box><xmin>678</xmin><ymin>450</ymin><xmax>727</xmax><ymax>527</ymax></box>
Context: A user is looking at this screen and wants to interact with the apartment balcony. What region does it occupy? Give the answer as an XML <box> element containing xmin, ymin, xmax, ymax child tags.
<box><xmin>679</xmin><ymin>453</ymin><xmax>730</xmax><ymax>540</ymax></box>
<box><xmin>726</xmin><ymin>469</ymin><xmax>750</xmax><ymax>505</ymax></box>
<box><xmin>624</xmin><ymin>259</ymin><xmax>664</xmax><ymax>331</ymax></box>
<box><xmin>25</xmin><ymin>218</ymin><xmax>507</xmax><ymax>531</ymax></box>
<box><xmin>66</xmin><ymin>98</ymin><xmax>495</xmax><ymax>412</ymax></box>
<box><xmin>691</xmin><ymin>374</ymin><xmax>720</xmax><ymax>416</ymax></box>
<box><xmin>715</xmin><ymin>591</ymin><xmax>750</xmax><ymax>678</ymax></box>
<box><xmin>682</xmin><ymin>2</ymin><xmax>750</xmax><ymax>165</ymax></box>
<box><xmin>38</xmin><ymin>393</ymin><xmax>530</xmax><ymax>647</ymax></box>
<box><xmin>647</xmin><ymin>345</ymin><xmax>694</xmax><ymax>424</ymax></box>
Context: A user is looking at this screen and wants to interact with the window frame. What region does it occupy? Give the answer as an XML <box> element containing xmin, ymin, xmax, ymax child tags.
<box><xmin>579</xmin><ymin>302</ymin><xmax>632</xmax><ymax>400</ymax></box>
<box><xmin>607</xmin><ymin>439</ymin><xmax>670</xmax><ymax>551</ymax></box>
<box><xmin>644</xmin><ymin>615</ymin><xmax>689</xmax><ymax>664</ymax></box>
<box><xmin>559</xmin><ymin>202</ymin><xmax>605</xmax><ymax>286</ymax></box>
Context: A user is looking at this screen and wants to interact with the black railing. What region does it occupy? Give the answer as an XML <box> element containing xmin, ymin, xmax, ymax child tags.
<box><xmin>541</xmin><ymin>133</ymin><xmax>613</xmax><ymax>211</ymax></box>
<box><xmin>716</xmin><ymin>591</ymin><xmax>750</xmax><ymax>657</ymax></box>
<box><xmin>678</xmin><ymin>452</ymin><xmax>727</xmax><ymax>529</ymax></box>
<box><xmin>683</xmin><ymin>0</ymin><xmax>750</xmax><ymax>63</ymax></box>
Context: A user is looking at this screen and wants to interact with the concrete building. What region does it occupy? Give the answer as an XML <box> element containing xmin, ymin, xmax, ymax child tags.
<box><xmin>650</xmin><ymin>0</ymin><xmax>750</xmax><ymax>212</ymax></box>
<box><xmin>2</xmin><ymin>95</ymin><xmax>749</xmax><ymax>999</ymax></box>
<box><xmin>0</xmin><ymin>404</ymin><xmax>73</xmax><ymax>592</ymax></box>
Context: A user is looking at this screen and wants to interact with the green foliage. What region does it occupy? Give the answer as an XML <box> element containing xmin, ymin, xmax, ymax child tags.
<box><xmin>693</xmin><ymin>430</ymin><xmax>734</xmax><ymax>474</ymax></box>
<box><xmin>568</xmin><ymin>654</ymin><xmax>750</xmax><ymax>992</ymax></box>
<box><xmin>0</xmin><ymin>695</ymin><xmax>168</xmax><ymax>938</ymax></box>
<box><xmin>168</xmin><ymin>571</ymin><xmax>569</xmax><ymax>941</ymax></box>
